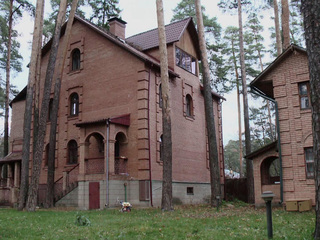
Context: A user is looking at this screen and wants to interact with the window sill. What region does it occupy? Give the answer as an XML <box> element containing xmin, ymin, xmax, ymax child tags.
<box><xmin>68</xmin><ymin>115</ymin><xmax>79</xmax><ymax>120</ymax></box>
<box><xmin>185</xmin><ymin>115</ymin><xmax>195</xmax><ymax>121</ymax></box>
<box><xmin>68</xmin><ymin>69</ymin><xmax>81</xmax><ymax>76</ymax></box>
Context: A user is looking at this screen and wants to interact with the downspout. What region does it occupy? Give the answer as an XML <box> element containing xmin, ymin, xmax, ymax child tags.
<box><xmin>106</xmin><ymin>119</ymin><xmax>110</xmax><ymax>207</ymax></box>
<box><xmin>147</xmin><ymin>67</ymin><xmax>153</xmax><ymax>207</ymax></box>
<box><xmin>250</xmin><ymin>86</ymin><xmax>283</xmax><ymax>204</ymax></box>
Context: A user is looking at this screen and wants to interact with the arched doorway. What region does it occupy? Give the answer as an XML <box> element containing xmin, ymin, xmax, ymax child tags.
<box><xmin>260</xmin><ymin>156</ymin><xmax>281</xmax><ymax>201</ymax></box>
<box><xmin>114</xmin><ymin>132</ymin><xmax>128</xmax><ymax>175</ymax></box>
<box><xmin>260</xmin><ymin>157</ymin><xmax>280</xmax><ymax>185</ymax></box>
<box><xmin>85</xmin><ymin>132</ymin><xmax>105</xmax><ymax>175</ymax></box>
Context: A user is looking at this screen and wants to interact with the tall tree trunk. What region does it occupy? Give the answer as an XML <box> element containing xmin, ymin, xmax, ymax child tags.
<box><xmin>26</xmin><ymin>0</ymin><xmax>67</xmax><ymax>211</ymax></box>
<box><xmin>237</xmin><ymin>0</ymin><xmax>254</xmax><ymax>204</ymax></box>
<box><xmin>195</xmin><ymin>0</ymin><xmax>221</xmax><ymax>207</ymax></box>
<box><xmin>231</xmin><ymin>41</ymin><xmax>243</xmax><ymax>177</ymax></box>
<box><xmin>236</xmin><ymin>76</ymin><xmax>243</xmax><ymax>177</ymax></box>
<box><xmin>274</xmin><ymin>0</ymin><xmax>282</xmax><ymax>55</ymax></box>
<box><xmin>32</xmin><ymin>11</ymin><xmax>44</xmax><ymax>191</ymax></box>
<box><xmin>45</xmin><ymin>0</ymin><xmax>79</xmax><ymax>208</ymax></box>
<box><xmin>156</xmin><ymin>0</ymin><xmax>173</xmax><ymax>211</ymax></box>
<box><xmin>256</xmin><ymin>43</ymin><xmax>274</xmax><ymax>141</ymax></box>
<box><xmin>4</xmin><ymin>0</ymin><xmax>13</xmax><ymax>157</ymax></box>
<box><xmin>18</xmin><ymin>0</ymin><xmax>45</xmax><ymax>211</ymax></box>
<box><xmin>281</xmin><ymin>0</ymin><xmax>290</xmax><ymax>49</ymax></box>
<box><xmin>301</xmin><ymin>2</ymin><xmax>320</xmax><ymax>239</ymax></box>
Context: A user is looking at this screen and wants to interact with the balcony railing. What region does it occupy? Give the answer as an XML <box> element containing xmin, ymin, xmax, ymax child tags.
<box><xmin>85</xmin><ymin>157</ymin><xmax>104</xmax><ymax>174</ymax></box>
<box><xmin>115</xmin><ymin>157</ymin><xmax>128</xmax><ymax>175</ymax></box>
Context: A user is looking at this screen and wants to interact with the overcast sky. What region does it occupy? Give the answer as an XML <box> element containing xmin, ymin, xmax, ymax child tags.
<box><xmin>13</xmin><ymin>0</ymin><xmax>271</xmax><ymax>145</ymax></box>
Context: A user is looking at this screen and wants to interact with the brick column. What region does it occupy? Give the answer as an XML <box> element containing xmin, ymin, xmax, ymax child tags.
<box><xmin>137</xmin><ymin>70</ymin><xmax>150</xmax><ymax>179</ymax></box>
<box><xmin>78</xmin><ymin>128</ymin><xmax>87</xmax><ymax>181</ymax></box>
<box><xmin>14</xmin><ymin>162</ymin><xmax>20</xmax><ymax>187</ymax></box>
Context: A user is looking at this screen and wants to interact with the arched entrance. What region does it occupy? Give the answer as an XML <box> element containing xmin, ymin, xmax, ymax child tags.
<box><xmin>85</xmin><ymin>132</ymin><xmax>105</xmax><ymax>175</ymax></box>
<box><xmin>260</xmin><ymin>156</ymin><xmax>280</xmax><ymax>201</ymax></box>
<box><xmin>261</xmin><ymin>157</ymin><xmax>280</xmax><ymax>185</ymax></box>
<box><xmin>114</xmin><ymin>132</ymin><xmax>128</xmax><ymax>175</ymax></box>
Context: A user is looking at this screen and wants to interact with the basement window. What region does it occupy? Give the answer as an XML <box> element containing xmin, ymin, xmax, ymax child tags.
<box><xmin>187</xmin><ymin>187</ymin><xmax>194</xmax><ymax>195</ymax></box>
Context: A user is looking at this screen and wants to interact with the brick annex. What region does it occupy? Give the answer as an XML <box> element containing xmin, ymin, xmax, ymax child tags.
<box><xmin>249</xmin><ymin>45</ymin><xmax>315</xmax><ymax>207</ymax></box>
<box><xmin>0</xmin><ymin>16</ymin><xmax>225</xmax><ymax>209</ymax></box>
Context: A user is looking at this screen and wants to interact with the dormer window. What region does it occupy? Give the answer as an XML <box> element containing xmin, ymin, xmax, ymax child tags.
<box><xmin>176</xmin><ymin>47</ymin><xmax>197</xmax><ymax>75</ymax></box>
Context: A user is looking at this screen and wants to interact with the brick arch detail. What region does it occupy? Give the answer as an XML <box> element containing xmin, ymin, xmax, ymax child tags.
<box><xmin>84</xmin><ymin>131</ymin><xmax>105</xmax><ymax>142</ymax></box>
<box><xmin>302</xmin><ymin>131</ymin><xmax>313</xmax><ymax>147</ymax></box>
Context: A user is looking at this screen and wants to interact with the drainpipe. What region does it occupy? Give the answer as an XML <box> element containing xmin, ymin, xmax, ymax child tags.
<box><xmin>106</xmin><ymin>119</ymin><xmax>110</xmax><ymax>207</ymax></box>
<box><xmin>250</xmin><ymin>86</ymin><xmax>283</xmax><ymax>204</ymax></box>
<box><xmin>147</xmin><ymin>67</ymin><xmax>153</xmax><ymax>207</ymax></box>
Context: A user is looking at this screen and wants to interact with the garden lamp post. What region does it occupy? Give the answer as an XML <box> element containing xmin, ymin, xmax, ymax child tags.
<box><xmin>261</xmin><ymin>191</ymin><xmax>275</xmax><ymax>239</ymax></box>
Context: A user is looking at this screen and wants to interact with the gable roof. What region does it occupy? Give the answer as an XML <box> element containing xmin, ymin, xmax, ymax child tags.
<box><xmin>10</xmin><ymin>86</ymin><xmax>26</xmax><ymax>107</ymax></box>
<box><xmin>12</xmin><ymin>16</ymin><xmax>225</xmax><ymax>105</ymax></box>
<box><xmin>42</xmin><ymin>15</ymin><xmax>179</xmax><ymax>79</ymax></box>
<box><xmin>245</xmin><ymin>141</ymin><xmax>278</xmax><ymax>160</ymax></box>
<box><xmin>250</xmin><ymin>44</ymin><xmax>307</xmax><ymax>97</ymax></box>
<box><xmin>126</xmin><ymin>18</ymin><xmax>193</xmax><ymax>50</ymax></box>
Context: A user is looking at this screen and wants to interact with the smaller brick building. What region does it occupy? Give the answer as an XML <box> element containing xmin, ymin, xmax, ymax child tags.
<box><xmin>0</xmin><ymin>16</ymin><xmax>225</xmax><ymax>209</ymax></box>
<box><xmin>249</xmin><ymin>45</ymin><xmax>314</xmax><ymax>206</ymax></box>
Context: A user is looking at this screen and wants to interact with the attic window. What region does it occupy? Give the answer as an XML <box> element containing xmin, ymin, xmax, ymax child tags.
<box><xmin>176</xmin><ymin>47</ymin><xmax>197</xmax><ymax>75</ymax></box>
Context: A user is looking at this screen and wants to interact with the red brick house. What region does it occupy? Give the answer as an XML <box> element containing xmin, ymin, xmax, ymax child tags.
<box><xmin>249</xmin><ymin>45</ymin><xmax>314</xmax><ymax>207</ymax></box>
<box><xmin>0</xmin><ymin>16</ymin><xmax>225</xmax><ymax>209</ymax></box>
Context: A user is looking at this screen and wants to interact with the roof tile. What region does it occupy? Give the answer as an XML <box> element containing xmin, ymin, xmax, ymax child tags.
<box><xmin>126</xmin><ymin>18</ymin><xmax>192</xmax><ymax>51</ymax></box>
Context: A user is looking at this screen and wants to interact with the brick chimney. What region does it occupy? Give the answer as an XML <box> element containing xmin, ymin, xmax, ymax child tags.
<box><xmin>108</xmin><ymin>17</ymin><xmax>127</xmax><ymax>39</ymax></box>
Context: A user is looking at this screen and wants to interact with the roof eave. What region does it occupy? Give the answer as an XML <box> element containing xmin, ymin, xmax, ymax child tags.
<box><xmin>250</xmin><ymin>44</ymin><xmax>307</xmax><ymax>88</ymax></box>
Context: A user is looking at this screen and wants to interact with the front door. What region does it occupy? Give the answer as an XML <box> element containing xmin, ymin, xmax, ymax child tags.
<box><xmin>89</xmin><ymin>182</ymin><xmax>100</xmax><ymax>209</ymax></box>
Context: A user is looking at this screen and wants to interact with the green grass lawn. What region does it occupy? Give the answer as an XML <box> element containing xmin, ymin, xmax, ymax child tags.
<box><xmin>0</xmin><ymin>202</ymin><xmax>315</xmax><ymax>240</ymax></box>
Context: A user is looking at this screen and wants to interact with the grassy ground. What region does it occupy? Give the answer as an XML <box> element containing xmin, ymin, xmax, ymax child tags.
<box><xmin>0</xmin><ymin>202</ymin><xmax>315</xmax><ymax>240</ymax></box>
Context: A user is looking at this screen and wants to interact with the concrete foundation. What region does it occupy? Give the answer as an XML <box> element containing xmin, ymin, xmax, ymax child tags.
<box><xmin>56</xmin><ymin>180</ymin><xmax>212</xmax><ymax>209</ymax></box>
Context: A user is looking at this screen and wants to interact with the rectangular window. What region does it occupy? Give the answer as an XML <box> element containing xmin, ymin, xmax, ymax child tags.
<box><xmin>176</xmin><ymin>47</ymin><xmax>197</xmax><ymax>75</ymax></box>
<box><xmin>187</xmin><ymin>187</ymin><xmax>194</xmax><ymax>195</ymax></box>
<box><xmin>298</xmin><ymin>82</ymin><xmax>310</xmax><ymax>109</ymax></box>
<box><xmin>305</xmin><ymin>147</ymin><xmax>314</xmax><ymax>178</ymax></box>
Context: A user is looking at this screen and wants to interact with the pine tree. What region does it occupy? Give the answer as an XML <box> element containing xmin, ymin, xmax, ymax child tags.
<box><xmin>43</xmin><ymin>0</ymin><xmax>85</xmax><ymax>43</ymax></box>
<box><xmin>156</xmin><ymin>0</ymin><xmax>173</xmax><ymax>211</ymax></box>
<box><xmin>88</xmin><ymin>0</ymin><xmax>121</xmax><ymax>29</ymax></box>
<box><xmin>18</xmin><ymin>0</ymin><xmax>44</xmax><ymax>211</ymax></box>
<box><xmin>26</xmin><ymin>0</ymin><xmax>67</xmax><ymax>211</ymax></box>
<box><xmin>289</xmin><ymin>1</ymin><xmax>304</xmax><ymax>47</ymax></box>
<box><xmin>301</xmin><ymin>1</ymin><xmax>320</xmax><ymax>238</ymax></box>
<box><xmin>45</xmin><ymin>0</ymin><xmax>79</xmax><ymax>208</ymax></box>
<box><xmin>172</xmin><ymin>0</ymin><xmax>227</xmax><ymax>94</ymax></box>
<box><xmin>0</xmin><ymin>0</ymin><xmax>34</xmax><ymax>157</ymax></box>
<box><xmin>196</xmin><ymin>0</ymin><xmax>221</xmax><ymax>207</ymax></box>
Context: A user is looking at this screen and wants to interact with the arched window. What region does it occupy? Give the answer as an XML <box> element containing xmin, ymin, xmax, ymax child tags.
<box><xmin>159</xmin><ymin>84</ymin><xmax>163</xmax><ymax>108</ymax></box>
<box><xmin>260</xmin><ymin>157</ymin><xmax>280</xmax><ymax>185</ymax></box>
<box><xmin>44</xmin><ymin>144</ymin><xmax>49</xmax><ymax>166</ymax></box>
<box><xmin>114</xmin><ymin>132</ymin><xmax>128</xmax><ymax>174</ymax></box>
<box><xmin>71</xmin><ymin>48</ymin><xmax>81</xmax><ymax>71</ymax></box>
<box><xmin>159</xmin><ymin>134</ymin><xmax>163</xmax><ymax>162</ymax></box>
<box><xmin>47</xmin><ymin>98</ymin><xmax>53</xmax><ymax>122</ymax></box>
<box><xmin>70</xmin><ymin>93</ymin><xmax>79</xmax><ymax>116</ymax></box>
<box><xmin>186</xmin><ymin>94</ymin><xmax>193</xmax><ymax>117</ymax></box>
<box><xmin>67</xmin><ymin>140</ymin><xmax>78</xmax><ymax>164</ymax></box>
